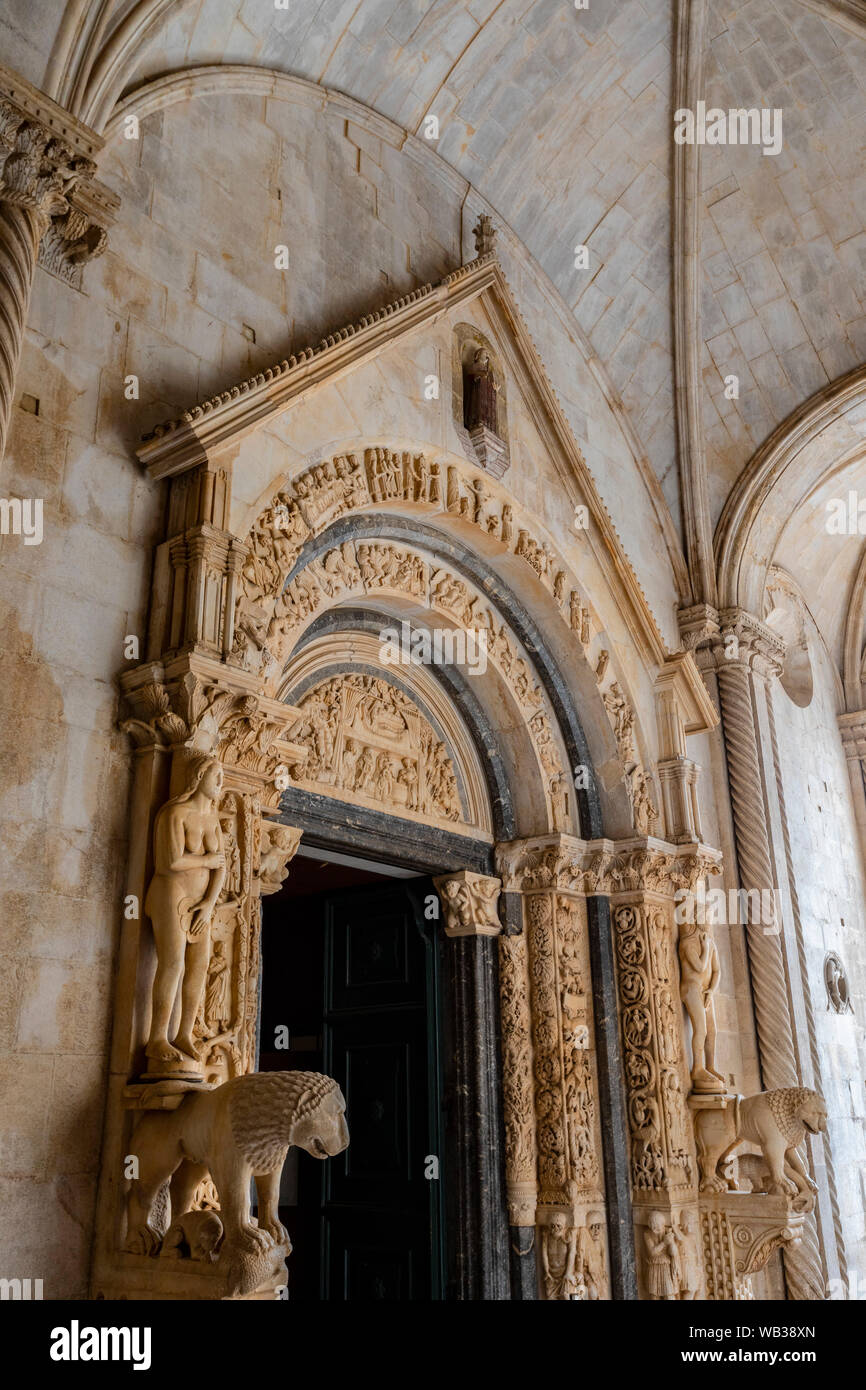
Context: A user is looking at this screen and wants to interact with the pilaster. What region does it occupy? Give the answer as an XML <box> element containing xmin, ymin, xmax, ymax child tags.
<box><xmin>0</xmin><ymin>64</ymin><xmax>116</xmax><ymax>459</ymax></box>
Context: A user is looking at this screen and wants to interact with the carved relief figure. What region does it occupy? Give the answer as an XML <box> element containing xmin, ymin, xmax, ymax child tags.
<box><xmin>677</xmin><ymin>919</ymin><xmax>725</xmax><ymax>1093</ymax></box>
<box><xmin>643</xmin><ymin>1211</ymin><xmax>679</xmax><ymax>1300</ymax></box>
<box><xmin>677</xmin><ymin>1210</ymin><xmax>701</xmax><ymax>1300</ymax></box>
<box><xmin>144</xmin><ymin>756</ymin><xmax>226</xmax><ymax>1072</ymax></box>
<box><xmin>578</xmin><ymin>1212</ymin><xmax>606</xmax><ymax>1300</ymax></box>
<box><xmin>541</xmin><ymin>1213</ymin><xmax>580</xmax><ymax>1299</ymax></box>
<box><xmin>203</xmin><ymin>940</ymin><xmax>232</xmax><ymax>1035</ymax></box>
<box><xmin>287</xmin><ymin>674</ymin><xmax>462</xmax><ymax>823</ymax></box>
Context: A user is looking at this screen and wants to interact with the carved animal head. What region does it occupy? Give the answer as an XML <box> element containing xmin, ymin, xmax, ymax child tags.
<box><xmin>797</xmin><ymin>1091</ymin><xmax>828</xmax><ymax>1136</ymax></box>
<box><xmin>291</xmin><ymin>1079</ymin><xmax>350</xmax><ymax>1160</ymax></box>
<box><xmin>767</xmin><ymin>1086</ymin><xmax>828</xmax><ymax>1142</ymax></box>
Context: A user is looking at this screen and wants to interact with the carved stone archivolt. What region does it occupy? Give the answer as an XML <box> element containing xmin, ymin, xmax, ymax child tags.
<box><xmin>235</xmin><ymin>523</ymin><xmax>574</xmax><ymax>828</ymax></box>
<box><xmin>231</xmin><ymin>445</ymin><xmax>595</xmax><ymax>687</ymax></box>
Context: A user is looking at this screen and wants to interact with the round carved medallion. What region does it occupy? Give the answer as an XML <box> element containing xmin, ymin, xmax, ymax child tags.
<box><xmin>824</xmin><ymin>952</ymin><xmax>852</xmax><ymax>1014</ymax></box>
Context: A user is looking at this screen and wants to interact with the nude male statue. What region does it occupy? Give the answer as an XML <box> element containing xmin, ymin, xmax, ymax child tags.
<box><xmin>678</xmin><ymin>919</ymin><xmax>725</xmax><ymax>1093</ymax></box>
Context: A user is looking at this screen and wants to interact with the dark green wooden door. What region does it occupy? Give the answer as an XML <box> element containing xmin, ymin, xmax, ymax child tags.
<box><xmin>319</xmin><ymin>881</ymin><xmax>443</xmax><ymax>1300</ymax></box>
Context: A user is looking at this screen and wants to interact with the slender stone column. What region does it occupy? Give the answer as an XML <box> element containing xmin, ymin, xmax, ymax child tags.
<box><xmin>433</xmin><ymin>870</ymin><xmax>511</xmax><ymax>1300</ymax></box>
<box><xmin>497</xmin><ymin>837</ymin><xmax>620</xmax><ymax>1299</ymax></box>
<box><xmin>681</xmin><ymin>604</ymin><xmax>828</xmax><ymax>1301</ymax></box>
<box><xmin>0</xmin><ymin>66</ymin><xmax>115</xmax><ymax>461</ymax></box>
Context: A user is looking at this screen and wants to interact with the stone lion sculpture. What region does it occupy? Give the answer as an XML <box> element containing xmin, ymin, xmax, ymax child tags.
<box><xmin>125</xmin><ymin>1071</ymin><xmax>349</xmax><ymax>1273</ymax></box>
<box><xmin>695</xmin><ymin>1087</ymin><xmax>826</xmax><ymax>1211</ymax></box>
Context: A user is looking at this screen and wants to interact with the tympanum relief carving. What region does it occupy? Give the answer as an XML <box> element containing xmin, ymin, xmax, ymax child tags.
<box><xmin>285</xmin><ymin>673</ymin><xmax>463</xmax><ymax>825</ymax></box>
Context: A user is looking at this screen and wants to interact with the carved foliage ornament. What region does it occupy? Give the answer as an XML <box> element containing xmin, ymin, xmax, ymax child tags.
<box><xmin>120</xmin><ymin>671</ymin><xmax>296</xmax><ymax>810</ymax></box>
<box><xmin>0</xmin><ymin>98</ymin><xmax>112</xmax><ymax>282</ymax></box>
<box><xmin>614</xmin><ymin>903</ymin><xmax>694</xmax><ymax>1191</ymax></box>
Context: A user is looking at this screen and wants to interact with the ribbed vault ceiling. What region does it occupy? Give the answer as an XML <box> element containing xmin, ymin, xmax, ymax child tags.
<box><xmin>21</xmin><ymin>0</ymin><xmax>866</xmax><ymax>692</ymax></box>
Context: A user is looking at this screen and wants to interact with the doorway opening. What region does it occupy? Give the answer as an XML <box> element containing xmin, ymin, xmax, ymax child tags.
<box><xmin>259</xmin><ymin>845</ymin><xmax>445</xmax><ymax>1300</ymax></box>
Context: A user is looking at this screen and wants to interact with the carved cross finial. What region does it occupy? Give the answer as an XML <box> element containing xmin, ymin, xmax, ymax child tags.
<box><xmin>473</xmin><ymin>214</ymin><xmax>496</xmax><ymax>258</ymax></box>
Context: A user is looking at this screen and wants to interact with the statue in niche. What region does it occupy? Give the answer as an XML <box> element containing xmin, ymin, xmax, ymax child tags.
<box><xmin>643</xmin><ymin>1211</ymin><xmax>680</xmax><ymax>1300</ymax></box>
<box><xmin>219</xmin><ymin>815</ymin><xmax>241</xmax><ymax>905</ymax></box>
<box><xmin>203</xmin><ymin>939</ymin><xmax>232</xmax><ymax>1035</ymax></box>
<box><xmin>677</xmin><ymin>918</ymin><xmax>725</xmax><ymax>1093</ymax></box>
<box><xmin>144</xmin><ymin>755</ymin><xmax>226</xmax><ymax>1074</ymax></box>
<box><xmin>463</xmin><ymin>347</ymin><xmax>499</xmax><ymax>435</ymax></box>
<box><xmin>541</xmin><ymin>1213</ymin><xmax>581</xmax><ymax>1300</ymax></box>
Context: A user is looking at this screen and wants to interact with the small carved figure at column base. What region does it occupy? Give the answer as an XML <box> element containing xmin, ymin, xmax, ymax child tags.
<box><xmin>160</xmin><ymin>1210</ymin><xmax>224</xmax><ymax>1263</ymax></box>
<box><xmin>643</xmin><ymin>1211</ymin><xmax>680</xmax><ymax>1300</ymax></box>
<box><xmin>125</xmin><ymin>1071</ymin><xmax>349</xmax><ymax>1298</ymax></box>
<box><xmin>578</xmin><ymin>1211</ymin><xmax>607</xmax><ymax>1300</ymax></box>
<box><xmin>694</xmin><ymin>1088</ymin><xmax>826</xmax><ymax>1211</ymax></box>
<box><xmin>541</xmin><ymin>1213</ymin><xmax>581</xmax><ymax>1299</ymax></box>
<box><xmin>677</xmin><ymin>1210</ymin><xmax>702</xmax><ymax>1300</ymax></box>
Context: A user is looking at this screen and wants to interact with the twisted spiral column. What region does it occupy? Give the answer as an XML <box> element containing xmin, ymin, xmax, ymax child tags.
<box><xmin>0</xmin><ymin>199</ymin><xmax>41</xmax><ymax>459</ymax></box>
<box><xmin>716</xmin><ymin>656</ymin><xmax>826</xmax><ymax>1300</ymax></box>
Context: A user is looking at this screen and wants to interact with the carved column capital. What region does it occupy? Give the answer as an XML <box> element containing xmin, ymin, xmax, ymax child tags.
<box><xmin>119</xmin><ymin>653</ymin><xmax>308</xmax><ymax>808</ymax></box>
<box><xmin>0</xmin><ymin>66</ymin><xmax>116</xmax><ymax>275</ymax></box>
<box><xmin>495</xmin><ymin>833</ymin><xmax>722</xmax><ymax>900</ymax></box>
<box><xmin>0</xmin><ymin>65</ymin><xmax>117</xmax><ymax>460</ymax></box>
<box><xmin>433</xmin><ymin>870</ymin><xmax>502</xmax><ymax>937</ymax></box>
<box><xmin>680</xmin><ymin>603</ymin><xmax>786</xmax><ymax>682</ymax></box>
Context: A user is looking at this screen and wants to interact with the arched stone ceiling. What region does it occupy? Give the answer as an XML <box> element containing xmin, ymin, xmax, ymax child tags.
<box><xmin>88</xmin><ymin>0</ymin><xmax>684</xmax><ymax>534</ymax></box>
<box><xmin>27</xmin><ymin>0</ymin><xmax>866</xmax><ymax>682</ymax></box>
<box><xmin>699</xmin><ymin>0</ymin><xmax>866</xmax><ymax>525</ymax></box>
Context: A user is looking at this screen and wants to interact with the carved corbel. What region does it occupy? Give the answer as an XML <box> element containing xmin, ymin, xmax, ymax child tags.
<box><xmin>433</xmin><ymin>870</ymin><xmax>502</xmax><ymax>937</ymax></box>
<box><xmin>257</xmin><ymin>822</ymin><xmax>302</xmax><ymax>895</ymax></box>
<box><xmin>699</xmin><ymin>1193</ymin><xmax>807</xmax><ymax>1300</ymax></box>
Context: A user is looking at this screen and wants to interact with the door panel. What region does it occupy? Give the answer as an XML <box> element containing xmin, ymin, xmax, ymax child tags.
<box><xmin>319</xmin><ymin>882</ymin><xmax>442</xmax><ymax>1301</ymax></box>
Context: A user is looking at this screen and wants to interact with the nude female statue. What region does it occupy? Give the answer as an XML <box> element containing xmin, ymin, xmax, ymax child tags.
<box><xmin>145</xmin><ymin>755</ymin><xmax>226</xmax><ymax>1070</ymax></box>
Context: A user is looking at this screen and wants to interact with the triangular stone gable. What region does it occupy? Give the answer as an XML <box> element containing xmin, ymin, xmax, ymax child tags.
<box><xmin>138</xmin><ymin>252</ymin><xmax>668</xmax><ymax>668</ymax></box>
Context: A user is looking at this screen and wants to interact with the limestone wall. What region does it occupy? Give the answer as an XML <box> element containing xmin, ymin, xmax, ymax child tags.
<box><xmin>771</xmin><ymin>617</ymin><xmax>866</xmax><ymax>1285</ymax></box>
